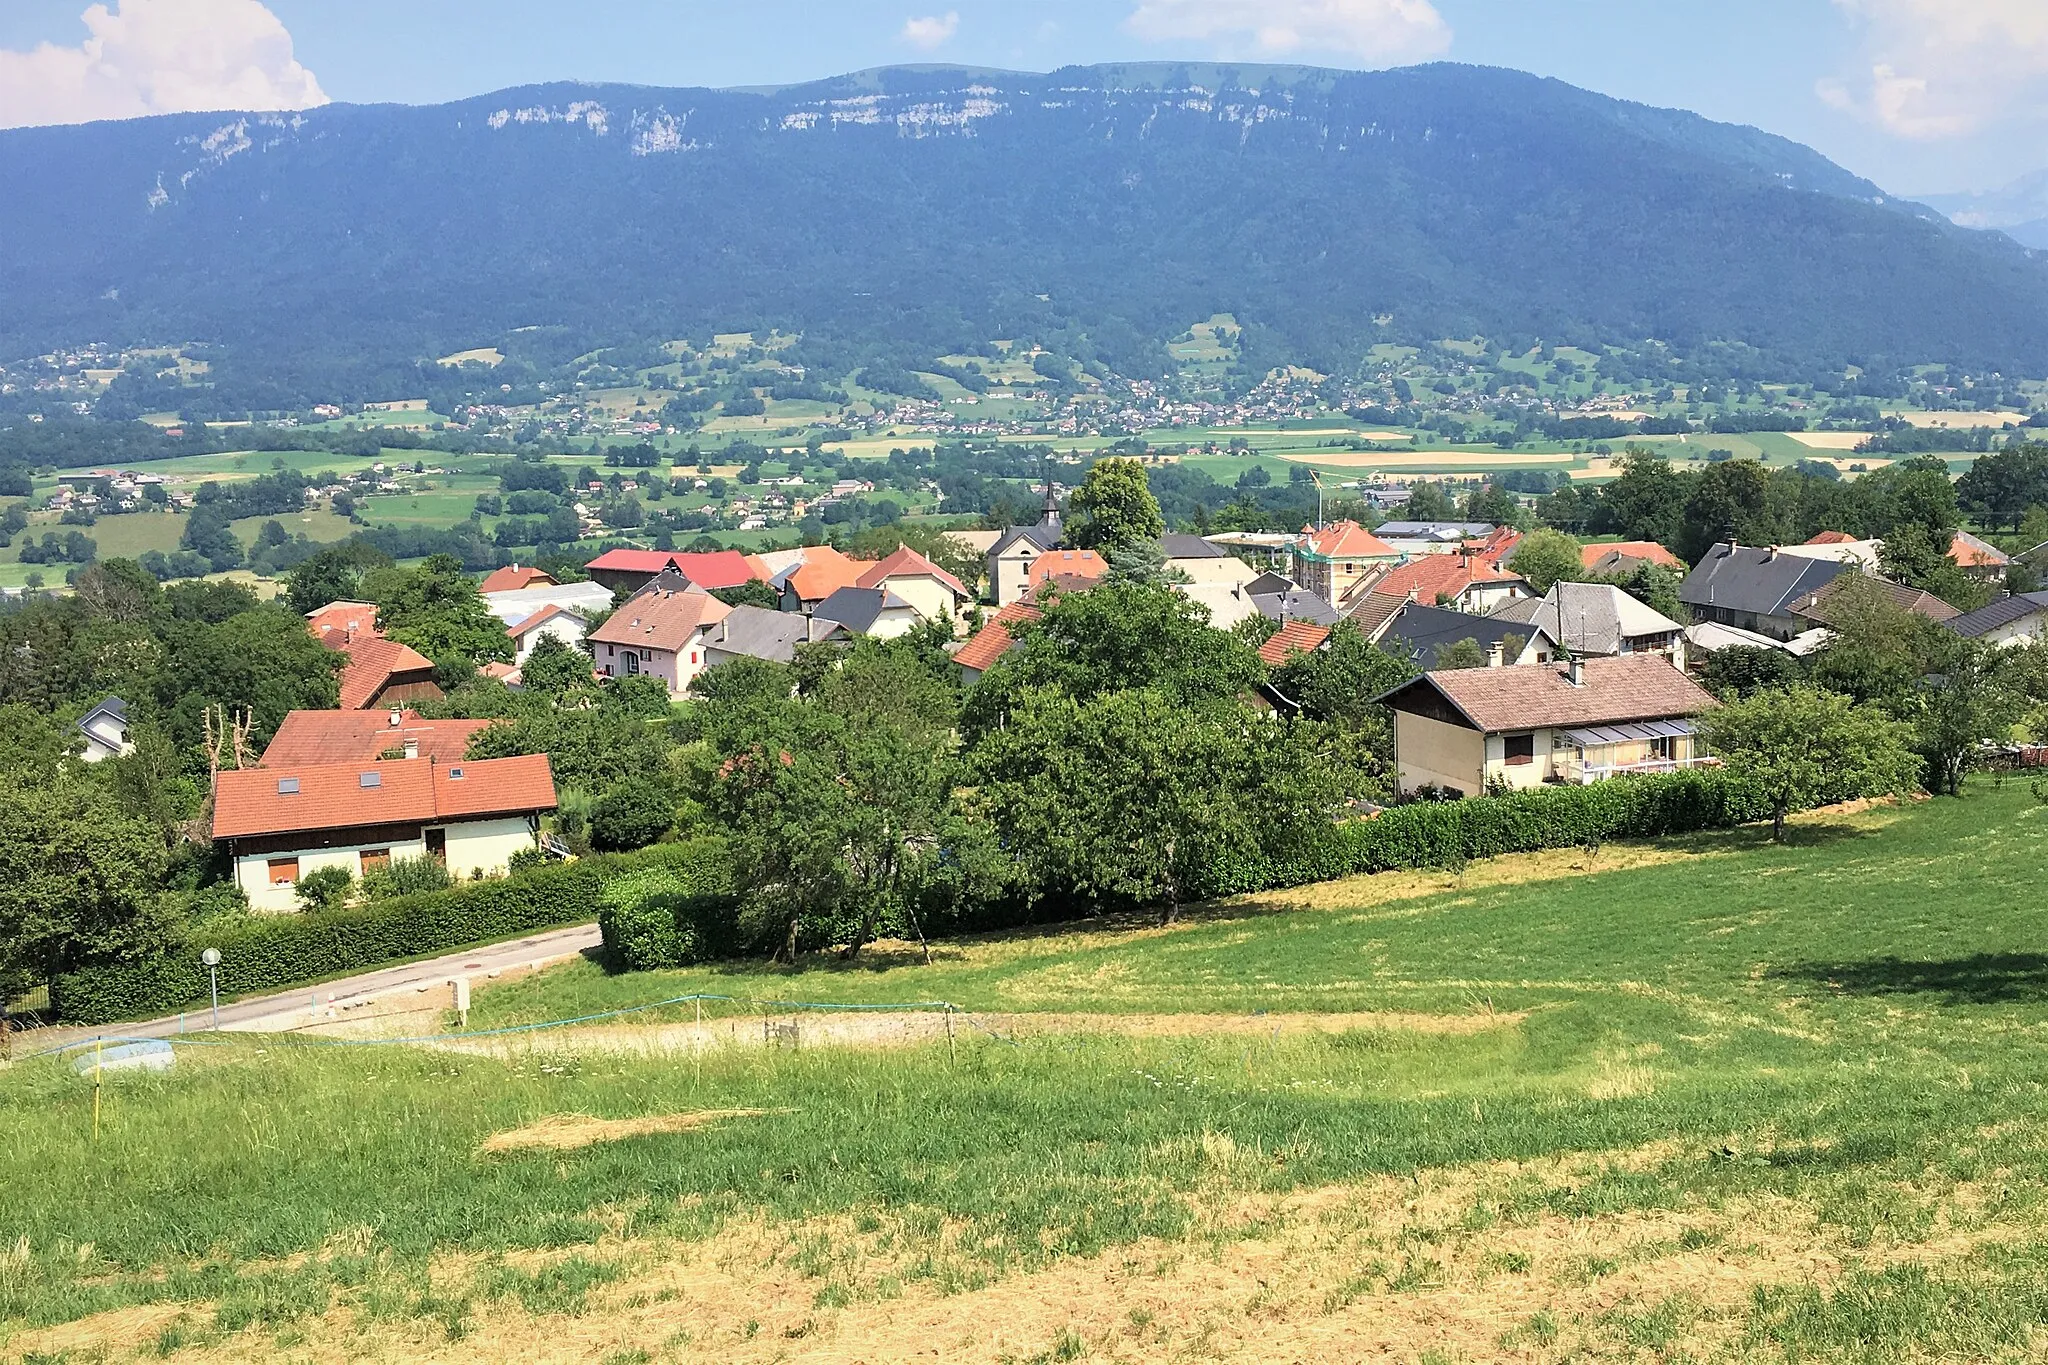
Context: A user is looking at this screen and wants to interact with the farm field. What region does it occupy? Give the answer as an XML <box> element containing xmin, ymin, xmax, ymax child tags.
<box><xmin>6</xmin><ymin>785</ymin><xmax>2048</xmax><ymax>1362</ymax></box>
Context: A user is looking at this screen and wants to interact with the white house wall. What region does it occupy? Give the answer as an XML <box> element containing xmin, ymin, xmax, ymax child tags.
<box><xmin>444</xmin><ymin>817</ymin><xmax>540</xmax><ymax>881</ymax></box>
<box><xmin>235</xmin><ymin>834</ymin><xmax>430</xmax><ymax>914</ymax></box>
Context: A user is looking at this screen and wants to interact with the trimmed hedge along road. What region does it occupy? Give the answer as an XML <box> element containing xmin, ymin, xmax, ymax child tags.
<box><xmin>51</xmin><ymin>846</ymin><xmax>703</xmax><ymax>1026</ymax></box>
<box><xmin>56</xmin><ymin>770</ymin><xmax>1806</xmax><ymax>1025</ymax></box>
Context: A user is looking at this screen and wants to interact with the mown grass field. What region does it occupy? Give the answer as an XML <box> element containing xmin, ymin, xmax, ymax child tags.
<box><xmin>5</xmin><ymin>785</ymin><xmax>2048</xmax><ymax>1362</ymax></box>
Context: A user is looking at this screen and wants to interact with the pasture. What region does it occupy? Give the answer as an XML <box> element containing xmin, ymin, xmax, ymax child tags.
<box><xmin>5</xmin><ymin>785</ymin><xmax>2048</xmax><ymax>1362</ymax></box>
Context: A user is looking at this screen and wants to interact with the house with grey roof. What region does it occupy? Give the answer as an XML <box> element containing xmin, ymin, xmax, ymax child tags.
<box><xmin>1677</xmin><ymin>543</ymin><xmax>1853</xmax><ymax>641</ymax></box>
<box><xmin>813</xmin><ymin>586</ymin><xmax>925</xmax><ymax>639</ymax></box>
<box><xmin>1492</xmin><ymin>582</ymin><xmax>1688</xmax><ymax>669</ymax></box>
<box><xmin>1944</xmin><ymin>591</ymin><xmax>2048</xmax><ymax>647</ymax></box>
<box><xmin>702</xmin><ymin>606</ymin><xmax>853</xmax><ymax>668</ymax></box>
<box><xmin>1376</xmin><ymin>603</ymin><xmax>1553</xmax><ymax>671</ymax></box>
<box><xmin>77</xmin><ymin>696</ymin><xmax>133</xmax><ymax>763</ymax></box>
<box><xmin>1374</xmin><ymin>521</ymin><xmax>1498</xmax><ymax>556</ymax></box>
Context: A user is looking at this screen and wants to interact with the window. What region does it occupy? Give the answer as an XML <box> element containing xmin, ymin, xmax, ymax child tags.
<box><xmin>623</xmin><ymin>651</ymin><xmax>640</xmax><ymax>676</ymax></box>
<box><xmin>359</xmin><ymin>848</ymin><xmax>390</xmax><ymax>875</ymax></box>
<box><xmin>1504</xmin><ymin>733</ymin><xmax>1536</xmax><ymax>766</ymax></box>
<box><xmin>268</xmin><ymin>857</ymin><xmax>299</xmax><ymax>885</ymax></box>
<box><xmin>425</xmin><ymin>829</ymin><xmax>447</xmax><ymax>862</ymax></box>
<box><xmin>1649</xmin><ymin>735</ymin><xmax>1676</xmax><ymax>762</ymax></box>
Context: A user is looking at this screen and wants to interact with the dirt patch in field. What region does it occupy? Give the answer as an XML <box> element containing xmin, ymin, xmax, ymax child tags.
<box><xmin>479</xmin><ymin>1109</ymin><xmax>783</xmax><ymax>1155</ymax></box>
<box><xmin>1786</xmin><ymin>431</ymin><xmax>1874</xmax><ymax>450</ymax></box>
<box><xmin>5</xmin><ymin>1301</ymin><xmax>195</xmax><ymax>1357</ymax></box>
<box><xmin>130</xmin><ymin>1139</ymin><xmax>2033</xmax><ymax>1365</ymax></box>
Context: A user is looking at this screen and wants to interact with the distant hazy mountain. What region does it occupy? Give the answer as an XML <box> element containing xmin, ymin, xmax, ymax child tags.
<box><xmin>5</xmin><ymin>62</ymin><xmax>2048</xmax><ymax>386</ymax></box>
<box><xmin>1920</xmin><ymin>170</ymin><xmax>2048</xmax><ymax>251</ymax></box>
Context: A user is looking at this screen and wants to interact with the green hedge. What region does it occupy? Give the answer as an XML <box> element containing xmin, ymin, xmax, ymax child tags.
<box><xmin>602</xmin><ymin>769</ymin><xmax>1799</xmax><ymax>971</ymax></box>
<box><xmin>594</xmin><ymin>842</ymin><xmax>738</xmax><ymax>971</ymax></box>
<box><xmin>52</xmin><ymin>845</ymin><xmax>704</xmax><ymax>1026</ymax></box>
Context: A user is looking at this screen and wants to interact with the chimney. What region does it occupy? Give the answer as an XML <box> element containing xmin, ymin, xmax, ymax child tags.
<box><xmin>1765</xmin><ymin>546</ymin><xmax>1779</xmax><ymax>561</ymax></box>
<box><xmin>403</xmin><ymin>738</ymin><xmax>419</xmax><ymax>760</ymax></box>
<box><xmin>388</xmin><ymin>706</ymin><xmax>403</xmax><ymax>728</ymax></box>
<box><xmin>1567</xmin><ymin>655</ymin><xmax>1585</xmax><ymax>688</ymax></box>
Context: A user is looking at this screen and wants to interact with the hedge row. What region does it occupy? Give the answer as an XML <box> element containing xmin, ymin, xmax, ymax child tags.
<box><xmin>602</xmin><ymin>768</ymin><xmax>1793</xmax><ymax>971</ymax></box>
<box><xmin>52</xmin><ymin>844</ymin><xmax>704</xmax><ymax>1026</ymax></box>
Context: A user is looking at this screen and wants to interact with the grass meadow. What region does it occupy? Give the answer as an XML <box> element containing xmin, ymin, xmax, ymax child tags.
<box><xmin>5</xmin><ymin>785</ymin><xmax>2048</xmax><ymax>1361</ymax></box>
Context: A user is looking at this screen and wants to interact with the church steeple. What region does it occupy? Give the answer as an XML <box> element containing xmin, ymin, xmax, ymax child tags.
<box><xmin>1039</xmin><ymin>463</ymin><xmax>1061</xmax><ymax>530</ymax></box>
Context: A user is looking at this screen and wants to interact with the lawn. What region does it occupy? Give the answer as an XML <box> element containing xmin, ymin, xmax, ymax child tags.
<box><xmin>5</xmin><ymin>785</ymin><xmax>2048</xmax><ymax>1362</ymax></box>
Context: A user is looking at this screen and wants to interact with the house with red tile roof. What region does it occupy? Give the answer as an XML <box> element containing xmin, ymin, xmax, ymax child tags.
<box><xmin>1464</xmin><ymin>526</ymin><xmax>1524</xmax><ymax>569</ymax></box>
<box><xmin>855</xmin><ymin>545</ymin><xmax>973</xmax><ymax>630</ymax></box>
<box><xmin>476</xmin><ymin>564</ymin><xmax>558</xmax><ymax>595</ymax></box>
<box><xmin>1376</xmin><ymin>654</ymin><xmax>1718</xmax><ymax>797</ymax></box>
<box><xmin>584</xmin><ymin>548</ymin><xmax>767</xmax><ymax>595</ymax></box>
<box><xmin>1023</xmin><ymin>549</ymin><xmax>1108</xmax><ymax>596</ymax></box>
<box><xmin>305</xmin><ymin>602</ymin><xmax>443</xmax><ymax>711</ymax></box>
<box><xmin>586</xmin><ymin>577</ymin><xmax>732</xmax><ymax>694</ymax></box>
<box><xmin>1363</xmin><ymin>552</ymin><xmax>1531</xmax><ymax>616</ymax></box>
<box><xmin>259</xmin><ymin>709</ymin><xmax>489</xmax><ymax>769</ymax></box>
<box><xmin>213</xmin><ymin>753</ymin><xmax>556</xmax><ymax>912</ymax></box>
<box><xmin>1258</xmin><ymin>620</ymin><xmax>1332</xmax><ymax>668</ymax></box>
<box><xmin>954</xmin><ymin>602</ymin><xmax>1043</xmax><ymax>682</ymax></box>
<box><xmin>1289</xmin><ymin>521</ymin><xmax>1401</xmax><ymax>609</ymax></box>
<box><xmin>1580</xmin><ymin>541</ymin><xmax>1687</xmax><ymax>575</ymax></box>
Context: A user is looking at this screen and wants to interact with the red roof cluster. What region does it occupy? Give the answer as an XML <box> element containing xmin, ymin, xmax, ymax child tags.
<box><xmin>1368</xmin><ymin>554</ymin><xmax>1525</xmax><ymax>605</ymax></box>
<box><xmin>305</xmin><ymin>602</ymin><xmax>437</xmax><ymax>710</ymax></box>
<box><xmin>213</xmin><ymin>754</ymin><xmax>556</xmax><ymax>840</ymax></box>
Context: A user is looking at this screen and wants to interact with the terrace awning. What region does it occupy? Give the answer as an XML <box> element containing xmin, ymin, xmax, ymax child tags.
<box><xmin>1559</xmin><ymin>719</ymin><xmax>1696</xmax><ymax>747</ymax></box>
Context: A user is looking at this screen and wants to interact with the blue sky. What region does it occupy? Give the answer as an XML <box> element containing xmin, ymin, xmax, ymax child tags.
<box><xmin>2</xmin><ymin>0</ymin><xmax>2045</xmax><ymax>195</ymax></box>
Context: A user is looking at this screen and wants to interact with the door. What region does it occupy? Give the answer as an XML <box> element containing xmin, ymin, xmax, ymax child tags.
<box><xmin>424</xmin><ymin>829</ymin><xmax>447</xmax><ymax>862</ymax></box>
<box><xmin>359</xmin><ymin>848</ymin><xmax>390</xmax><ymax>876</ymax></box>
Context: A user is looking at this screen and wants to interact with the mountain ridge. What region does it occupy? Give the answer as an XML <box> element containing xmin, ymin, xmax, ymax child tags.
<box><xmin>2</xmin><ymin>62</ymin><xmax>2045</xmax><ymax>388</ymax></box>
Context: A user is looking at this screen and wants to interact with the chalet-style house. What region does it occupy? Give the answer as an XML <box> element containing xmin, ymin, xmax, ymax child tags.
<box><xmin>213</xmin><ymin>753</ymin><xmax>557</xmax><ymax>913</ymax></box>
<box><xmin>504</xmin><ymin>604</ymin><xmax>593</xmax><ymax>665</ymax></box>
<box><xmin>702</xmin><ymin>606</ymin><xmax>852</xmax><ymax>668</ymax></box>
<box><xmin>259</xmin><ymin>708</ymin><xmax>488</xmax><ymax>768</ymax></box>
<box><xmin>1376</xmin><ymin>655</ymin><xmax>1719</xmax><ymax>797</ymax></box>
<box><xmin>1678</xmin><ymin>543</ymin><xmax>1854</xmax><ymax>641</ymax></box>
<box><xmin>855</xmin><ymin>546</ymin><xmax>974</xmax><ymax>629</ymax></box>
<box><xmin>77</xmin><ymin>696</ymin><xmax>133</xmax><ymax>763</ymax></box>
<box><xmin>1493</xmin><ymin>582</ymin><xmax>1689</xmax><ymax>669</ymax></box>
<box><xmin>1290</xmin><ymin>521</ymin><xmax>1402</xmax><ymax>611</ymax></box>
<box><xmin>1945</xmin><ymin>592</ymin><xmax>2048</xmax><ymax>647</ymax></box>
<box><xmin>307</xmin><ymin>601</ymin><xmax>443</xmax><ymax>711</ymax></box>
<box><xmin>586</xmin><ymin>574</ymin><xmax>732</xmax><ymax>694</ymax></box>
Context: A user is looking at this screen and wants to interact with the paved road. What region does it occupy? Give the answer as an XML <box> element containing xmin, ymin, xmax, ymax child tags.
<box><xmin>12</xmin><ymin>923</ymin><xmax>601</xmax><ymax>1055</ymax></box>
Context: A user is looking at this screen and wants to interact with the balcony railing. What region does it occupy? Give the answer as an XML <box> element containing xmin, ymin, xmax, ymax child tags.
<box><xmin>1566</xmin><ymin>755</ymin><xmax>1721</xmax><ymax>784</ymax></box>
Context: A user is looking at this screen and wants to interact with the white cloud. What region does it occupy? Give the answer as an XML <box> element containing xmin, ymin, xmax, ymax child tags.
<box><xmin>0</xmin><ymin>0</ymin><xmax>326</xmax><ymax>131</ymax></box>
<box><xmin>900</xmin><ymin>12</ymin><xmax>961</xmax><ymax>52</ymax></box>
<box><xmin>1824</xmin><ymin>0</ymin><xmax>2048</xmax><ymax>139</ymax></box>
<box><xmin>1123</xmin><ymin>0</ymin><xmax>1450</xmax><ymax>65</ymax></box>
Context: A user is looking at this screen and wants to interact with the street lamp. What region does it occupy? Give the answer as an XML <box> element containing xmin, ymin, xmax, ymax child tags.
<box><xmin>200</xmin><ymin>948</ymin><xmax>222</xmax><ymax>1030</ymax></box>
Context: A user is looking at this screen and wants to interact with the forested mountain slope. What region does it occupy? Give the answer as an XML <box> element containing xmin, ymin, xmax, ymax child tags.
<box><xmin>4</xmin><ymin>62</ymin><xmax>2045</xmax><ymax>383</ymax></box>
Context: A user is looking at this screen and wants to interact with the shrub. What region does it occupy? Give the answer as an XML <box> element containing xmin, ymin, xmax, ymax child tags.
<box><xmin>590</xmin><ymin>777</ymin><xmax>676</xmax><ymax>851</ymax></box>
<box><xmin>594</xmin><ymin>844</ymin><xmax>738</xmax><ymax>971</ymax></box>
<box><xmin>361</xmin><ymin>855</ymin><xmax>452</xmax><ymax>901</ymax></box>
<box><xmin>294</xmin><ymin>866</ymin><xmax>354</xmax><ymax>913</ymax></box>
<box><xmin>52</xmin><ymin>845</ymin><xmax>705</xmax><ymax>1025</ymax></box>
